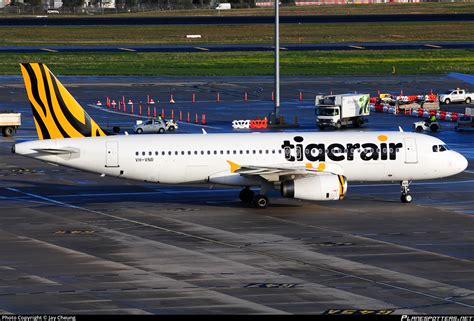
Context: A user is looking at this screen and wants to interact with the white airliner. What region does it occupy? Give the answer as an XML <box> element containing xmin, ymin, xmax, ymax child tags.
<box><xmin>13</xmin><ymin>63</ymin><xmax>468</xmax><ymax>208</ymax></box>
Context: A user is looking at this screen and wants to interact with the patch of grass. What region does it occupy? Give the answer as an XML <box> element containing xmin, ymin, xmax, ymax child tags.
<box><xmin>2</xmin><ymin>49</ymin><xmax>473</xmax><ymax>76</ymax></box>
<box><xmin>1</xmin><ymin>22</ymin><xmax>473</xmax><ymax>46</ymax></box>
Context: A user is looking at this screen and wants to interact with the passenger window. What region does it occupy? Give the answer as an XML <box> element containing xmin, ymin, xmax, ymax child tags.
<box><xmin>194</xmin><ymin>151</ymin><xmax>198</xmax><ymax>155</ymax></box>
<box><xmin>259</xmin><ymin>150</ymin><xmax>262</xmax><ymax>154</ymax></box>
<box><xmin>181</xmin><ymin>151</ymin><xmax>185</xmax><ymax>155</ymax></box>
<box><xmin>149</xmin><ymin>151</ymin><xmax>152</xmax><ymax>156</ymax></box>
<box><xmin>201</xmin><ymin>151</ymin><xmax>204</xmax><ymax>155</ymax></box>
<box><xmin>272</xmin><ymin>150</ymin><xmax>275</xmax><ymax>154</ymax></box>
<box><xmin>253</xmin><ymin>150</ymin><xmax>256</xmax><ymax>154</ymax></box>
<box><xmin>207</xmin><ymin>151</ymin><xmax>211</xmax><ymax>155</ymax></box>
<box><xmin>265</xmin><ymin>150</ymin><xmax>269</xmax><ymax>154</ymax></box>
<box><xmin>155</xmin><ymin>151</ymin><xmax>159</xmax><ymax>156</ymax></box>
<box><xmin>233</xmin><ymin>150</ymin><xmax>236</xmax><ymax>154</ymax></box>
<box><xmin>246</xmin><ymin>150</ymin><xmax>250</xmax><ymax>154</ymax></box>
<box><xmin>214</xmin><ymin>151</ymin><xmax>217</xmax><ymax>155</ymax></box>
<box><xmin>142</xmin><ymin>152</ymin><xmax>145</xmax><ymax>156</ymax></box>
<box><xmin>188</xmin><ymin>151</ymin><xmax>191</xmax><ymax>155</ymax></box>
<box><xmin>239</xmin><ymin>150</ymin><xmax>243</xmax><ymax>154</ymax></box>
<box><xmin>227</xmin><ymin>150</ymin><xmax>230</xmax><ymax>154</ymax></box>
<box><xmin>135</xmin><ymin>152</ymin><xmax>139</xmax><ymax>156</ymax></box>
<box><xmin>162</xmin><ymin>151</ymin><xmax>165</xmax><ymax>156</ymax></box>
<box><xmin>168</xmin><ymin>151</ymin><xmax>172</xmax><ymax>155</ymax></box>
<box><xmin>220</xmin><ymin>150</ymin><xmax>224</xmax><ymax>155</ymax></box>
<box><xmin>432</xmin><ymin>145</ymin><xmax>438</xmax><ymax>152</ymax></box>
<box><xmin>278</xmin><ymin>150</ymin><xmax>282</xmax><ymax>154</ymax></box>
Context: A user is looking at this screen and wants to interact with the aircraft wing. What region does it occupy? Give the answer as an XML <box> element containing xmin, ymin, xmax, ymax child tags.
<box><xmin>227</xmin><ymin>160</ymin><xmax>344</xmax><ymax>182</ymax></box>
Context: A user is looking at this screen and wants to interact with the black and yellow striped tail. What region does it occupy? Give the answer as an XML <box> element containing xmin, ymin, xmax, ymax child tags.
<box><xmin>20</xmin><ymin>63</ymin><xmax>107</xmax><ymax>140</ymax></box>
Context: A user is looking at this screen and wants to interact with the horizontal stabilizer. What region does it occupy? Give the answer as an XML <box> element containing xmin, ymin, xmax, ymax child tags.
<box><xmin>32</xmin><ymin>147</ymin><xmax>79</xmax><ymax>155</ymax></box>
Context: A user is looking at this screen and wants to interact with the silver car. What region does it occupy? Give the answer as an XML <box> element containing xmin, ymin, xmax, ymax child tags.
<box><xmin>133</xmin><ymin>118</ymin><xmax>178</xmax><ymax>134</ymax></box>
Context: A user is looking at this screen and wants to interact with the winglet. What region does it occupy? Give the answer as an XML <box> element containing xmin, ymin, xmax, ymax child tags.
<box><xmin>227</xmin><ymin>160</ymin><xmax>241</xmax><ymax>173</ymax></box>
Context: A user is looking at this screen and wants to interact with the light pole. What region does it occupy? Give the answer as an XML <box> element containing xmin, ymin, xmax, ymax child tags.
<box><xmin>274</xmin><ymin>0</ymin><xmax>280</xmax><ymax>123</ymax></box>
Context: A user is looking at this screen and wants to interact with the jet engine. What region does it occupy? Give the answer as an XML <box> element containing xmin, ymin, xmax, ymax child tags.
<box><xmin>281</xmin><ymin>175</ymin><xmax>347</xmax><ymax>201</ymax></box>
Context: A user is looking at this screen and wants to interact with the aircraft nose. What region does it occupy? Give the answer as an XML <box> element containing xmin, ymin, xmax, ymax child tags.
<box><xmin>453</xmin><ymin>152</ymin><xmax>468</xmax><ymax>174</ymax></box>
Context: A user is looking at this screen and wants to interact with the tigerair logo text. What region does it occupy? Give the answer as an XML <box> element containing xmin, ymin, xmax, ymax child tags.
<box><xmin>281</xmin><ymin>136</ymin><xmax>403</xmax><ymax>162</ymax></box>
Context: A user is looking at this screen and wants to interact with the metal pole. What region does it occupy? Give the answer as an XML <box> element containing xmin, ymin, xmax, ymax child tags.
<box><xmin>274</xmin><ymin>0</ymin><xmax>280</xmax><ymax>122</ymax></box>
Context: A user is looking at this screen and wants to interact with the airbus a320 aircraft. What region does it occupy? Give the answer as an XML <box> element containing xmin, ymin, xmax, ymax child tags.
<box><xmin>13</xmin><ymin>63</ymin><xmax>468</xmax><ymax>208</ymax></box>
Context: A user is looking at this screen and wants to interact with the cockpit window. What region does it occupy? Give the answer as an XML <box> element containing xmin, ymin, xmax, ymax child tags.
<box><xmin>433</xmin><ymin>144</ymin><xmax>450</xmax><ymax>152</ymax></box>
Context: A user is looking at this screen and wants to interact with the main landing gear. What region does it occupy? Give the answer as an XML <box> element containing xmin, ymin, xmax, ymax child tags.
<box><xmin>239</xmin><ymin>187</ymin><xmax>269</xmax><ymax>209</ymax></box>
<box><xmin>400</xmin><ymin>180</ymin><xmax>413</xmax><ymax>203</ymax></box>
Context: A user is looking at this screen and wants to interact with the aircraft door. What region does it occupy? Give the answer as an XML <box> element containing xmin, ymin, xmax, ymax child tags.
<box><xmin>106</xmin><ymin>141</ymin><xmax>119</xmax><ymax>167</ymax></box>
<box><xmin>404</xmin><ymin>138</ymin><xmax>418</xmax><ymax>164</ymax></box>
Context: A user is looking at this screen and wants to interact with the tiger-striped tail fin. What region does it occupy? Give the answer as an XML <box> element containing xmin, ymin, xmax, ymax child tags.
<box><xmin>20</xmin><ymin>63</ymin><xmax>107</xmax><ymax>140</ymax></box>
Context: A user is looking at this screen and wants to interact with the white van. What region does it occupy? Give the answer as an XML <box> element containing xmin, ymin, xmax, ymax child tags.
<box><xmin>215</xmin><ymin>3</ymin><xmax>231</xmax><ymax>9</ymax></box>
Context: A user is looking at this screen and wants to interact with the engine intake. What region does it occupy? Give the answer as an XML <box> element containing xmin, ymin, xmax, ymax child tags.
<box><xmin>281</xmin><ymin>175</ymin><xmax>347</xmax><ymax>201</ymax></box>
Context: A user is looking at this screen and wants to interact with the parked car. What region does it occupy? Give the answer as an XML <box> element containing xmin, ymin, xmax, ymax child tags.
<box><xmin>46</xmin><ymin>8</ymin><xmax>60</xmax><ymax>14</ymax></box>
<box><xmin>133</xmin><ymin>118</ymin><xmax>178</xmax><ymax>134</ymax></box>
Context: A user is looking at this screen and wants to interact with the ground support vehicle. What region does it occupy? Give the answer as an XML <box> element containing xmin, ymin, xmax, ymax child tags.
<box><xmin>315</xmin><ymin>94</ymin><xmax>370</xmax><ymax>130</ymax></box>
<box><xmin>133</xmin><ymin>118</ymin><xmax>178</xmax><ymax>134</ymax></box>
<box><xmin>0</xmin><ymin>112</ymin><xmax>21</xmax><ymax>137</ymax></box>
<box><xmin>454</xmin><ymin>115</ymin><xmax>474</xmax><ymax>132</ymax></box>
<box><xmin>414</xmin><ymin>120</ymin><xmax>440</xmax><ymax>132</ymax></box>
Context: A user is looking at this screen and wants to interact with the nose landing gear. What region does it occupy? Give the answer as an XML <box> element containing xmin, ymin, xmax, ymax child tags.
<box><xmin>400</xmin><ymin>180</ymin><xmax>413</xmax><ymax>203</ymax></box>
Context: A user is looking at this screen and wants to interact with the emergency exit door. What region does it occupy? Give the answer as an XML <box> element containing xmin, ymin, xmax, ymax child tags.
<box><xmin>106</xmin><ymin>141</ymin><xmax>119</xmax><ymax>167</ymax></box>
<box><xmin>404</xmin><ymin>138</ymin><xmax>418</xmax><ymax>164</ymax></box>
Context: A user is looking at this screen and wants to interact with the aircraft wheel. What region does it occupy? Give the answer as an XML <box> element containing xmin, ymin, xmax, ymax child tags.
<box><xmin>401</xmin><ymin>194</ymin><xmax>413</xmax><ymax>203</ymax></box>
<box><xmin>239</xmin><ymin>188</ymin><xmax>254</xmax><ymax>203</ymax></box>
<box><xmin>253</xmin><ymin>195</ymin><xmax>269</xmax><ymax>209</ymax></box>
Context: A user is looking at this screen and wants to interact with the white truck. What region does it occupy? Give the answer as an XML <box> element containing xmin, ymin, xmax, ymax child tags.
<box><xmin>438</xmin><ymin>89</ymin><xmax>474</xmax><ymax>105</ymax></box>
<box><xmin>0</xmin><ymin>112</ymin><xmax>21</xmax><ymax>137</ymax></box>
<box><xmin>315</xmin><ymin>94</ymin><xmax>370</xmax><ymax>130</ymax></box>
<box><xmin>215</xmin><ymin>3</ymin><xmax>231</xmax><ymax>9</ymax></box>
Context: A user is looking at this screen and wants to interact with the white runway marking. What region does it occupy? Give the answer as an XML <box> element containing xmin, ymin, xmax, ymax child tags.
<box><xmin>424</xmin><ymin>44</ymin><xmax>442</xmax><ymax>49</ymax></box>
<box><xmin>118</xmin><ymin>47</ymin><xmax>136</xmax><ymax>52</ymax></box>
<box><xmin>348</xmin><ymin>45</ymin><xmax>365</xmax><ymax>50</ymax></box>
<box><xmin>40</xmin><ymin>48</ymin><xmax>59</xmax><ymax>53</ymax></box>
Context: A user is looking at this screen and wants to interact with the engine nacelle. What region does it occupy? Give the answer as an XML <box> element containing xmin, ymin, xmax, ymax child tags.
<box><xmin>281</xmin><ymin>175</ymin><xmax>347</xmax><ymax>201</ymax></box>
